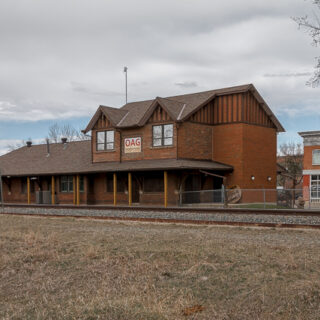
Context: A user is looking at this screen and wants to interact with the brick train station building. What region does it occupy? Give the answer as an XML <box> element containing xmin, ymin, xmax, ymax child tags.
<box><xmin>0</xmin><ymin>84</ymin><xmax>284</xmax><ymax>206</ymax></box>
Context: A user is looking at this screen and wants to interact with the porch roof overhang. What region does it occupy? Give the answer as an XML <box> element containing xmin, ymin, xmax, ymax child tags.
<box><xmin>1</xmin><ymin>158</ymin><xmax>233</xmax><ymax>177</ymax></box>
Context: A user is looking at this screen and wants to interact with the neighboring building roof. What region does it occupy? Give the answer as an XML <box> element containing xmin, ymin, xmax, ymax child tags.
<box><xmin>83</xmin><ymin>84</ymin><xmax>285</xmax><ymax>132</ymax></box>
<box><xmin>298</xmin><ymin>130</ymin><xmax>320</xmax><ymax>137</ymax></box>
<box><xmin>299</xmin><ymin>131</ymin><xmax>320</xmax><ymax>146</ymax></box>
<box><xmin>0</xmin><ymin>141</ymin><xmax>233</xmax><ymax>177</ymax></box>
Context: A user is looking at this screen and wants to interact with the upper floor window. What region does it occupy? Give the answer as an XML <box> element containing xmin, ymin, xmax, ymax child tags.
<box><xmin>312</xmin><ymin>149</ymin><xmax>320</xmax><ymax>165</ymax></box>
<box><xmin>152</xmin><ymin>124</ymin><xmax>173</xmax><ymax>147</ymax></box>
<box><xmin>97</xmin><ymin>130</ymin><xmax>114</xmax><ymax>151</ymax></box>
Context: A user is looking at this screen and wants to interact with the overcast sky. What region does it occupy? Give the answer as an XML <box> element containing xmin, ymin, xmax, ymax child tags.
<box><xmin>0</xmin><ymin>0</ymin><xmax>319</xmax><ymax>154</ymax></box>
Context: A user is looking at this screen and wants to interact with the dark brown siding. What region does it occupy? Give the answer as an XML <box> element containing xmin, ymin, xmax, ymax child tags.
<box><xmin>148</xmin><ymin>105</ymin><xmax>172</xmax><ymax>123</ymax></box>
<box><xmin>188</xmin><ymin>92</ymin><xmax>275</xmax><ymax>129</ymax></box>
<box><xmin>93</xmin><ymin>114</ymin><xmax>112</xmax><ymax>129</ymax></box>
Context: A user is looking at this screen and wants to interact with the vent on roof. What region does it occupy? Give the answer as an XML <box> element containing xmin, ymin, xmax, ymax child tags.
<box><xmin>46</xmin><ymin>138</ymin><xmax>50</xmax><ymax>157</ymax></box>
<box><xmin>61</xmin><ymin>137</ymin><xmax>67</xmax><ymax>144</ymax></box>
<box><xmin>26</xmin><ymin>141</ymin><xmax>32</xmax><ymax>147</ymax></box>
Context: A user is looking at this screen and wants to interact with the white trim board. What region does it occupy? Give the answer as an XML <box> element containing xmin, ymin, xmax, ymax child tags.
<box><xmin>303</xmin><ymin>170</ymin><xmax>320</xmax><ymax>175</ymax></box>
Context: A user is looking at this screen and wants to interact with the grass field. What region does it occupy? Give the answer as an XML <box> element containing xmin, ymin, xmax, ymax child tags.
<box><xmin>1</xmin><ymin>215</ymin><xmax>320</xmax><ymax>319</ymax></box>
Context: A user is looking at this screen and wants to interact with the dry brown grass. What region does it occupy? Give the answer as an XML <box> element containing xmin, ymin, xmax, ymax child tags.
<box><xmin>0</xmin><ymin>215</ymin><xmax>320</xmax><ymax>319</ymax></box>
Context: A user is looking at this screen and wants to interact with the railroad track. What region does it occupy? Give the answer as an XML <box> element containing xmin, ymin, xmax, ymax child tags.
<box><xmin>1</xmin><ymin>204</ymin><xmax>320</xmax><ymax>229</ymax></box>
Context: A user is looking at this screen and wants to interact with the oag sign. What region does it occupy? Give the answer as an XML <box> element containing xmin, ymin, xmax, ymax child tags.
<box><xmin>124</xmin><ymin>137</ymin><xmax>142</xmax><ymax>153</ymax></box>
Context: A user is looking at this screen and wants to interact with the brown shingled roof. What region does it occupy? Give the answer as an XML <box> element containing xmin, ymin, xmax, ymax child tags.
<box><xmin>0</xmin><ymin>141</ymin><xmax>233</xmax><ymax>177</ymax></box>
<box><xmin>83</xmin><ymin>83</ymin><xmax>284</xmax><ymax>132</ymax></box>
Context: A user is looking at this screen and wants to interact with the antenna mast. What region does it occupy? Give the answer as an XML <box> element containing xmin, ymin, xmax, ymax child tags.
<box><xmin>124</xmin><ymin>66</ymin><xmax>128</xmax><ymax>104</ymax></box>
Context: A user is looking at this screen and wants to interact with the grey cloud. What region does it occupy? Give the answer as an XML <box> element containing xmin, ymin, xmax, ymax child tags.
<box><xmin>70</xmin><ymin>82</ymin><xmax>123</xmax><ymax>97</ymax></box>
<box><xmin>264</xmin><ymin>72</ymin><xmax>312</xmax><ymax>77</ymax></box>
<box><xmin>175</xmin><ymin>81</ymin><xmax>198</xmax><ymax>88</ymax></box>
<box><xmin>0</xmin><ymin>0</ymin><xmax>319</xmax><ymax>123</ymax></box>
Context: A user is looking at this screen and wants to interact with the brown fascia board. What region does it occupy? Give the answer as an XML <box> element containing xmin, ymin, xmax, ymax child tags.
<box><xmin>248</xmin><ymin>85</ymin><xmax>285</xmax><ymax>132</ymax></box>
<box><xmin>83</xmin><ymin>105</ymin><xmax>118</xmax><ymax>133</ymax></box>
<box><xmin>83</xmin><ymin>107</ymin><xmax>103</xmax><ymax>133</ymax></box>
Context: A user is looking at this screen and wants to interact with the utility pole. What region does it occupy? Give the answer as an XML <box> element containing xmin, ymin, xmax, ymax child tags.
<box><xmin>124</xmin><ymin>66</ymin><xmax>128</xmax><ymax>104</ymax></box>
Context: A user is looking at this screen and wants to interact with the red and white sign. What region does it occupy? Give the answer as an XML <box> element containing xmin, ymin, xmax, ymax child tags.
<box><xmin>124</xmin><ymin>137</ymin><xmax>141</xmax><ymax>153</ymax></box>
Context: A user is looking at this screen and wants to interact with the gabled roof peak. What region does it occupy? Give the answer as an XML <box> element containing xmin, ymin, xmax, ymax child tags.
<box><xmin>83</xmin><ymin>83</ymin><xmax>284</xmax><ymax>132</ymax></box>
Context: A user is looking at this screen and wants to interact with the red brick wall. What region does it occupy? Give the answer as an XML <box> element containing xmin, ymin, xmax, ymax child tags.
<box><xmin>242</xmin><ymin>124</ymin><xmax>277</xmax><ymax>189</ymax></box>
<box><xmin>303</xmin><ymin>146</ymin><xmax>320</xmax><ymax>170</ymax></box>
<box><xmin>92</xmin><ymin>129</ymin><xmax>121</xmax><ymax>163</ymax></box>
<box><xmin>177</xmin><ymin>122</ymin><xmax>212</xmax><ymax>160</ymax></box>
<box><xmin>212</xmin><ymin>123</ymin><xmax>244</xmax><ymax>187</ymax></box>
<box><xmin>92</xmin><ymin>123</ymin><xmax>177</xmax><ymax>163</ymax></box>
<box><xmin>212</xmin><ymin>123</ymin><xmax>277</xmax><ymax>190</ymax></box>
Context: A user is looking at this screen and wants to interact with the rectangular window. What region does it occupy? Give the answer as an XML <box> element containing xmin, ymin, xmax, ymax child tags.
<box><xmin>96</xmin><ymin>130</ymin><xmax>115</xmax><ymax>151</ymax></box>
<box><xmin>152</xmin><ymin>124</ymin><xmax>173</xmax><ymax>147</ymax></box>
<box><xmin>143</xmin><ymin>173</ymin><xmax>164</xmax><ymax>192</ymax></box>
<box><xmin>60</xmin><ymin>176</ymin><xmax>73</xmax><ymax>193</ymax></box>
<box><xmin>311</xmin><ymin>175</ymin><xmax>320</xmax><ymax>201</ymax></box>
<box><xmin>312</xmin><ymin>150</ymin><xmax>320</xmax><ymax>165</ymax></box>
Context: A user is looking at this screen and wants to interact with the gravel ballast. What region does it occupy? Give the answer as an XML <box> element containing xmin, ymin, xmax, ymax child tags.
<box><xmin>2</xmin><ymin>206</ymin><xmax>320</xmax><ymax>226</ymax></box>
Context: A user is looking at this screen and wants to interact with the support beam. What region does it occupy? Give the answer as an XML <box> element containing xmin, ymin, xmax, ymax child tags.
<box><xmin>164</xmin><ymin>171</ymin><xmax>168</xmax><ymax>208</ymax></box>
<box><xmin>27</xmin><ymin>177</ymin><xmax>31</xmax><ymax>204</ymax></box>
<box><xmin>128</xmin><ymin>172</ymin><xmax>132</xmax><ymax>206</ymax></box>
<box><xmin>113</xmin><ymin>173</ymin><xmax>117</xmax><ymax>206</ymax></box>
<box><xmin>51</xmin><ymin>176</ymin><xmax>55</xmax><ymax>205</ymax></box>
<box><xmin>76</xmin><ymin>175</ymin><xmax>80</xmax><ymax>206</ymax></box>
<box><xmin>73</xmin><ymin>176</ymin><xmax>76</xmax><ymax>205</ymax></box>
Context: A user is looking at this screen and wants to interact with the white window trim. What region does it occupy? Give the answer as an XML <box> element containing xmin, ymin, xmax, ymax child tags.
<box><xmin>96</xmin><ymin>130</ymin><xmax>115</xmax><ymax>151</ymax></box>
<box><xmin>312</xmin><ymin>149</ymin><xmax>320</xmax><ymax>165</ymax></box>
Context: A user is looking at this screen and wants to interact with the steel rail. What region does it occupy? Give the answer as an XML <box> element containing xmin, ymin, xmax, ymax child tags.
<box><xmin>3</xmin><ymin>203</ymin><xmax>320</xmax><ymax>216</ymax></box>
<box><xmin>1</xmin><ymin>211</ymin><xmax>320</xmax><ymax>230</ymax></box>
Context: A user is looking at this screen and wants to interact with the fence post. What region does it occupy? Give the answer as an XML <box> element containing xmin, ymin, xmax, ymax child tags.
<box><xmin>263</xmin><ymin>189</ymin><xmax>266</xmax><ymax>209</ymax></box>
<box><xmin>223</xmin><ymin>185</ymin><xmax>228</xmax><ymax>208</ymax></box>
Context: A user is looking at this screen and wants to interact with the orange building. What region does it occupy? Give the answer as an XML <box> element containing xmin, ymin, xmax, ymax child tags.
<box><xmin>299</xmin><ymin>131</ymin><xmax>320</xmax><ymax>208</ymax></box>
<box><xmin>0</xmin><ymin>84</ymin><xmax>284</xmax><ymax>206</ymax></box>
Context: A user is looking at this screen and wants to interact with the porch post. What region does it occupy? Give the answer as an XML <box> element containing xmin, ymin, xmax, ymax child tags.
<box><xmin>73</xmin><ymin>176</ymin><xmax>76</xmax><ymax>205</ymax></box>
<box><xmin>27</xmin><ymin>177</ymin><xmax>30</xmax><ymax>204</ymax></box>
<box><xmin>128</xmin><ymin>172</ymin><xmax>132</xmax><ymax>206</ymax></box>
<box><xmin>76</xmin><ymin>175</ymin><xmax>80</xmax><ymax>206</ymax></box>
<box><xmin>164</xmin><ymin>171</ymin><xmax>168</xmax><ymax>208</ymax></box>
<box><xmin>51</xmin><ymin>176</ymin><xmax>55</xmax><ymax>205</ymax></box>
<box><xmin>113</xmin><ymin>173</ymin><xmax>117</xmax><ymax>206</ymax></box>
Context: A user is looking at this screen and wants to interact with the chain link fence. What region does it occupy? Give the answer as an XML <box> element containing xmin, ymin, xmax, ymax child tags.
<box><xmin>180</xmin><ymin>188</ymin><xmax>308</xmax><ymax>209</ymax></box>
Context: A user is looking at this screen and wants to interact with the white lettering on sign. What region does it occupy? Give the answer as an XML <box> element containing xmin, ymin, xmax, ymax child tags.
<box><xmin>124</xmin><ymin>137</ymin><xmax>142</xmax><ymax>153</ymax></box>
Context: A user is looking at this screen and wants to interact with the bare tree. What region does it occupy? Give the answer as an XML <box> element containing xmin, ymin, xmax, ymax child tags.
<box><xmin>278</xmin><ymin>142</ymin><xmax>303</xmax><ymax>205</ymax></box>
<box><xmin>47</xmin><ymin>123</ymin><xmax>90</xmax><ymax>143</ymax></box>
<box><xmin>293</xmin><ymin>0</ymin><xmax>320</xmax><ymax>86</ymax></box>
<box><xmin>6</xmin><ymin>140</ymin><xmax>26</xmax><ymax>152</ymax></box>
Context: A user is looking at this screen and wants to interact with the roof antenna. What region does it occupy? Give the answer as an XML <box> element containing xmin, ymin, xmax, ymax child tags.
<box><xmin>123</xmin><ymin>66</ymin><xmax>128</xmax><ymax>104</ymax></box>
